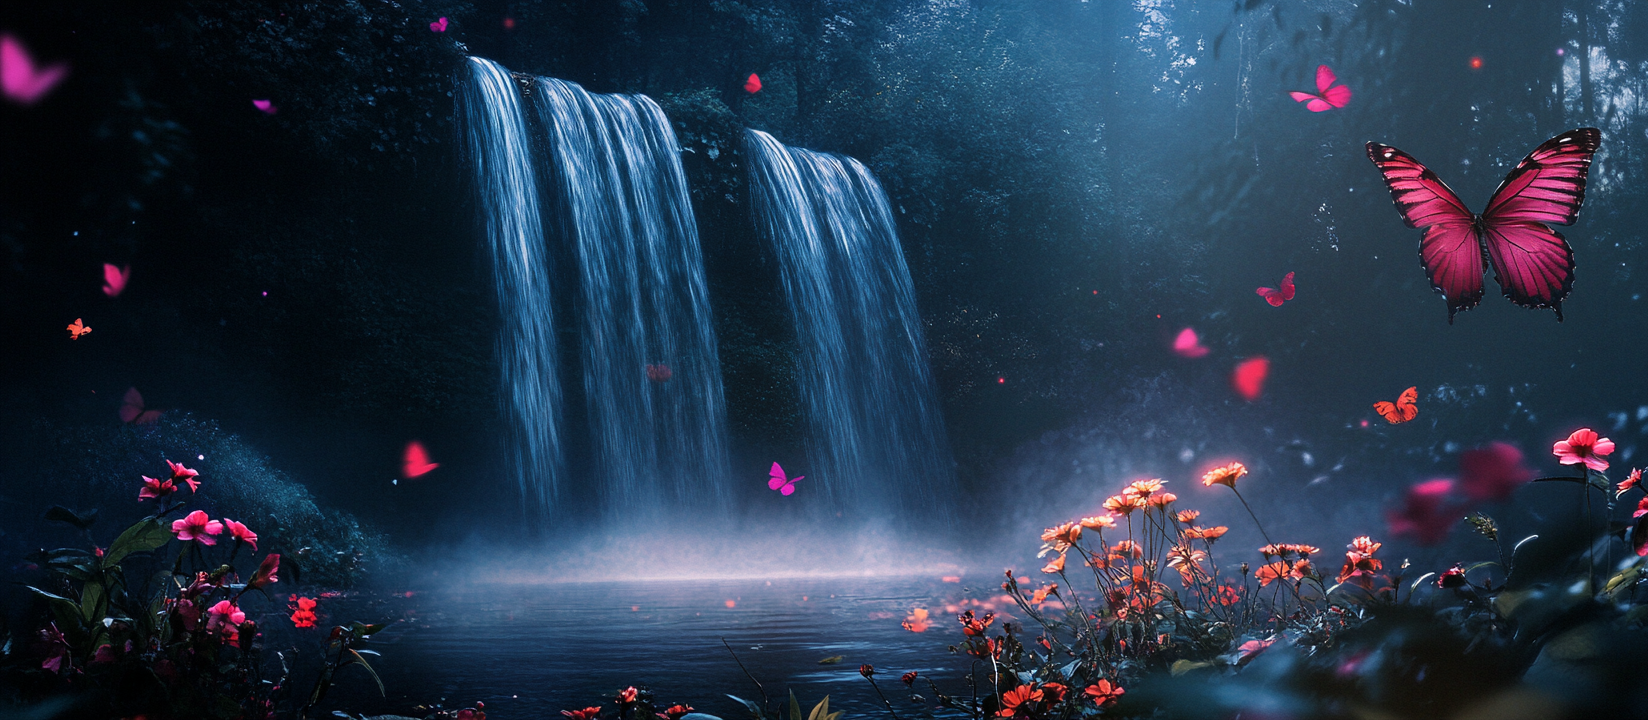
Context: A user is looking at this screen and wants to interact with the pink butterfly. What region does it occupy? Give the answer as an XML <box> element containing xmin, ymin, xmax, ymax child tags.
<box><xmin>1289</xmin><ymin>65</ymin><xmax>1351</xmax><ymax>112</ymax></box>
<box><xmin>102</xmin><ymin>264</ymin><xmax>130</xmax><ymax>297</ymax></box>
<box><xmin>403</xmin><ymin>441</ymin><xmax>440</xmax><ymax>477</ymax></box>
<box><xmin>1</xmin><ymin>35</ymin><xmax>69</xmax><ymax>106</ymax></box>
<box><xmin>768</xmin><ymin>462</ymin><xmax>802</xmax><ymax>496</ymax></box>
<box><xmin>1255</xmin><ymin>272</ymin><xmax>1295</xmax><ymax>307</ymax></box>
<box><xmin>252</xmin><ymin>99</ymin><xmax>277</xmax><ymax>115</ymax></box>
<box><xmin>430</xmin><ymin>17</ymin><xmax>448</xmax><ymax>32</ymax></box>
<box><xmin>1367</xmin><ymin>128</ymin><xmax>1601</xmax><ymax>322</ymax></box>
<box><xmin>744</xmin><ymin>73</ymin><xmax>762</xmax><ymax>94</ymax></box>
<box><xmin>1172</xmin><ymin>327</ymin><xmax>1209</xmax><ymax>358</ymax></box>
<box><xmin>119</xmin><ymin>387</ymin><xmax>162</xmax><ymax>425</ymax></box>
<box><xmin>1231</xmin><ymin>357</ymin><xmax>1269</xmax><ymax>401</ymax></box>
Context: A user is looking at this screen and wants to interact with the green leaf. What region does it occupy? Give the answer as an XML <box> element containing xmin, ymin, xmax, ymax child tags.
<box><xmin>44</xmin><ymin>506</ymin><xmax>99</xmax><ymax>530</ymax></box>
<box><xmin>345</xmin><ymin>648</ymin><xmax>386</xmax><ymax>697</ymax></box>
<box><xmin>789</xmin><ymin>691</ymin><xmax>802</xmax><ymax>720</ymax></box>
<box><xmin>807</xmin><ymin>697</ymin><xmax>836</xmax><ymax>720</ymax></box>
<box><xmin>80</xmin><ymin>579</ymin><xmax>107</xmax><ymax>624</ymax></box>
<box><xmin>348</xmin><ymin>621</ymin><xmax>390</xmax><ymax>639</ymax></box>
<box><xmin>726</xmin><ymin>694</ymin><xmax>764</xmax><ymax>720</ymax></box>
<box><xmin>816</xmin><ymin>655</ymin><xmax>843</xmax><ymax>665</ymax></box>
<box><xmin>103</xmin><ymin>518</ymin><xmax>173</xmax><ymax>568</ymax></box>
<box><xmin>1171</xmin><ymin>659</ymin><xmax>1213</xmax><ymax>676</ymax></box>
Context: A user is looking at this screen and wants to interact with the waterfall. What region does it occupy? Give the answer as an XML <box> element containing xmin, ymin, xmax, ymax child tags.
<box><xmin>460</xmin><ymin>57</ymin><xmax>565</xmax><ymax>521</ymax></box>
<box><xmin>530</xmin><ymin>76</ymin><xmax>731</xmax><ymax>518</ymax></box>
<box><xmin>745</xmin><ymin>129</ymin><xmax>956</xmax><ymax>519</ymax></box>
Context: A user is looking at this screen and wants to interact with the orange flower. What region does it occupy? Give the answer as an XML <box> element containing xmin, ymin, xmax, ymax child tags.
<box><xmin>1255</xmin><ymin>561</ymin><xmax>1311</xmax><ymax>586</ymax></box>
<box><xmin>1183</xmin><ymin>525</ymin><xmax>1228</xmax><ymax>541</ymax></box>
<box><xmin>1124</xmin><ymin>478</ymin><xmax>1164</xmax><ymax>499</ymax></box>
<box><xmin>1201</xmin><ymin>462</ymin><xmax>1248</xmax><ymax>488</ymax></box>
<box><xmin>1282</xmin><ymin>543</ymin><xmax>1321</xmax><ymax>557</ymax></box>
<box><xmin>1258</xmin><ymin>544</ymin><xmax>1282</xmax><ymax>557</ymax></box>
<box><xmin>1041</xmin><ymin>522</ymin><xmax>1082</xmax><ymax>550</ymax></box>
<box><xmin>1213</xmin><ymin>585</ymin><xmax>1242</xmax><ymax>605</ymax></box>
<box><xmin>1103</xmin><ymin>494</ymin><xmax>1143</xmax><ymax>516</ymax></box>
<box><xmin>998</xmin><ymin>685</ymin><xmax>1043</xmax><ymax>717</ymax></box>
<box><xmin>1080</xmin><ymin>515</ymin><xmax>1117</xmax><ymax>530</ymax></box>
<box><xmin>1111</xmin><ymin>540</ymin><xmax>1143</xmax><ymax>559</ymax></box>
<box><xmin>902</xmin><ymin>608</ymin><xmax>931</xmax><ymax>632</ymax></box>
<box><xmin>1031</xmin><ymin>584</ymin><xmax>1059</xmax><ymax>604</ymax></box>
<box><xmin>1165</xmin><ymin>546</ymin><xmax>1207</xmax><ymax>584</ymax></box>
<box><xmin>1176</xmin><ymin>509</ymin><xmax>1201</xmax><ymax>523</ymax></box>
<box><xmin>1349</xmin><ymin>536</ymin><xmax>1381</xmax><ymax>554</ymax></box>
<box><xmin>1042</xmin><ymin>553</ymin><xmax>1067</xmax><ymax>574</ymax></box>
<box><xmin>959</xmin><ymin>610</ymin><xmax>995</xmax><ymax>636</ymax></box>
<box><xmin>1084</xmin><ymin>679</ymin><xmax>1125</xmax><ymax>707</ymax></box>
<box><xmin>1147</xmin><ymin>492</ymin><xmax>1178</xmax><ymax>507</ymax></box>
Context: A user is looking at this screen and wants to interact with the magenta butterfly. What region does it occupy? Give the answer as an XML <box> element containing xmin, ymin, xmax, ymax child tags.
<box><xmin>768</xmin><ymin>462</ymin><xmax>802</xmax><ymax>496</ymax></box>
<box><xmin>1367</xmin><ymin>128</ymin><xmax>1601</xmax><ymax>322</ymax></box>
<box><xmin>1</xmin><ymin>34</ymin><xmax>69</xmax><ymax>106</ymax></box>
<box><xmin>1255</xmin><ymin>272</ymin><xmax>1295</xmax><ymax>307</ymax></box>
<box><xmin>1289</xmin><ymin>65</ymin><xmax>1351</xmax><ymax>112</ymax></box>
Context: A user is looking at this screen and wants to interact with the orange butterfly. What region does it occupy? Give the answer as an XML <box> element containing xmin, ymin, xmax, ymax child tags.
<box><xmin>1373</xmin><ymin>386</ymin><xmax>1418</xmax><ymax>424</ymax></box>
<box><xmin>66</xmin><ymin>318</ymin><xmax>91</xmax><ymax>339</ymax></box>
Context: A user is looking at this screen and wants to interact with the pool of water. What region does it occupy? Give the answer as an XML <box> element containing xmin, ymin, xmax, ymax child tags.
<box><xmin>322</xmin><ymin>576</ymin><xmax>1018</xmax><ymax>719</ymax></box>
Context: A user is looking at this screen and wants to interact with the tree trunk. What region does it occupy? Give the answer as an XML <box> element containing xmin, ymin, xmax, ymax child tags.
<box><xmin>1579</xmin><ymin>0</ymin><xmax>1594</xmax><ymax>122</ymax></box>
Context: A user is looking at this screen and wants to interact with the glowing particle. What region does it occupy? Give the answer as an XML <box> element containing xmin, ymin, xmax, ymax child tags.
<box><xmin>1469</xmin><ymin>57</ymin><xmax>1483</xmax><ymax>69</ymax></box>
<box><xmin>261</xmin><ymin>291</ymin><xmax>268</xmax><ymax>296</ymax></box>
<box><xmin>503</xmin><ymin>17</ymin><xmax>516</xmax><ymax>29</ymax></box>
<box><xmin>725</xmin><ymin>599</ymin><xmax>736</xmax><ymax>608</ymax></box>
<box><xmin>1556</xmin><ymin>47</ymin><xmax>1565</xmax><ymax>56</ymax></box>
<box><xmin>631</xmin><ymin>605</ymin><xmax>639</xmax><ymax>612</ymax></box>
<box><xmin>1092</xmin><ymin>290</ymin><xmax>1097</xmax><ymax>295</ymax></box>
<box><xmin>1360</xmin><ymin>419</ymin><xmax>1370</xmax><ymax>428</ymax></box>
<box><xmin>997</xmin><ymin>377</ymin><xmax>1005</xmax><ymax>384</ymax></box>
<box><xmin>941</xmin><ymin>575</ymin><xmax>961</xmax><ymax>583</ymax></box>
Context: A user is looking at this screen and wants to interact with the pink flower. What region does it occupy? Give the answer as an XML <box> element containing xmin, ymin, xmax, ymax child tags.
<box><xmin>248</xmin><ymin>553</ymin><xmax>280</xmax><ymax>590</ymax></box>
<box><xmin>223</xmin><ymin>519</ymin><xmax>258</xmax><ymax>550</ymax></box>
<box><xmin>139</xmin><ymin>475</ymin><xmax>176</xmax><ymax>500</ymax></box>
<box><xmin>171</xmin><ymin>510</ymin><xmax>224</xmax><ymax>544</ymax></box>
<box><xmin>1458</xmin><ymin>442</ymin><xmax>1534</xmax><ymax>501</ymax></box>
<box><xmin>1634</xmin><ymin>495</ymin><xmax>1648</xmax><ymax>519</ymax></box>
<box><xmin>38</xmin><ymin>623</ymin><xmax>69</xmax><ymax>673</ymax></box>
<box><xmin>1553</xmin><ymin>428</ymin><xmax>1614</xmax><ymax>472</ymax></box>
<box><xmin>1618</xmin><ymin>468</ymin><xmax>1643</xmax><ymax>498</ymax></box>
<box><xmin>206</xmin><ymin>600</ymin><xmax>246</xmax><ymax>638</ymax></box>
<box><xmin>175</xmin><ymin>598</ymin><xmax>201</xmax><ymax>630</ymax></box>
<box><xmin>166</xmin><ymin>459</ymin><xmax>201</xmax><ymax>492</ymax></box>
<box><xmin>1386</xmin><ymin>478</ymin><xmax>1460</xmax><ymax>545</ymax></box>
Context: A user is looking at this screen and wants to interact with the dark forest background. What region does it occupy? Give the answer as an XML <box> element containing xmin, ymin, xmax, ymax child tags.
<box><xmin>2</xmin><ymin>0</ymin><xmax>1646</xmax><ymax>556</ymax></box>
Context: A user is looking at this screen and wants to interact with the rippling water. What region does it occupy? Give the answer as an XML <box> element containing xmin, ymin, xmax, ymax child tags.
<box><xmin>330</xmin><ymin>576</ymin><xmax>1015</xmax><ymax>719</ymax></box>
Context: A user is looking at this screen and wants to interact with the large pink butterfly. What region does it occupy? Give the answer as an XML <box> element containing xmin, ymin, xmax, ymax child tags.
<box><xmin>768</xmin><ymin>462</ymin><xmax>802</xmax><ymax>496</ymax></box>
<box><xmin>1</xmin><ymin>34</ymin><xmax>69</xmax><ymax>106</ymax></box>
<box><xmin>1367</xmin><ymin>128</ymin><xmax>1601</xmax><ymax>322</ymax></box>
<box><xmin>1289</xmin><ymin>65</ymin><xmax>1351</xmax><ymax>112</ymax></box>
<box><xmin>119</xmin><ymin>387</ymin><xmax>162</xmax><ymax>425</ymax></box>
<box><xmin>403</xmin><ymin>441</ymin><xmax>440</xmax><ymax>477</ymax></box>
<box><xmin>102</xmin><ymin>264</ymin><xmax>130</xmax><ymax>297</ymax></box>
<box><xmin>1255</xmin><ymin>272</ymin><xmax>1295</xmax><ymax>307</ymax></box>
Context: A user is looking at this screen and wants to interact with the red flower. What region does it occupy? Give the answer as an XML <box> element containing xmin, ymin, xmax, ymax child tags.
<box><xmin>248</xmin><ymin>553</ymin><xmax>280</xmax><ymax>590</ymax></box>
<box><xmin>618</xmin><ymin>687</ymin><xmax>638</xmax><ymax>704</ymax></box>
<box><xmin>1618</xmin><ymin>468</ymin><xmax>1643</xmax><ymax>498</ymax></box>
<box><xmin>1084</xmin><ymin>679</ymin><xmax>1125</xmax><ymax>707</ymax></box>
<box><xmin>1437</xmin><ymin>563</ymin><xmax>1468</xmax><ymax>589</ymax></box>
<box><xmin>1386</xmin><ymin>478</ymin><xmax>1460</xmax><ymax>545</ymax></box>
<box><xmin>1213</xmin><ymin>585</ymin><xmax>1242</xmax><ymax>605</ymax></box>
<box><xmin>1236</xmin><ymin>637</ymin><xmax>1276</xmax><ymax>663</ymax></box>
<box><xmin>1183</xmin><ymin>525</ymin><xmax>1228</xmax><ymax>541</ymax></box>
<box><xmin>1041</xmin><ymin>683</ymin><xmax>1067</xmax><ymax>703</ymax></box>
<box><xmin>1459</xmin><ymin>442</ymin><xmax>1533</xmax><ymax>501</ymax></box>
<box><xmin>561</xmin><ymin>707</ymin><xmax>602</xmax><ymax>720</ymax></box>
<box><xmin>171</xmin><ymin>510</ymin><xmax>224</xmax><ymax>544</ymax></box>
<box><xmin>998</xmin><ymin>685</ymin><xmax>1043</xmax><ymax>717</ymax></box>
<box><xmin>290</xmin><ymin>596</ymin><xmax>318</xmax><ymax>628</ymax></box>
<box><xmin>38</xmin><ymin>623</ymin><xmax>69</xmax><ymax>673</ymax></box>
<box><xmin>1041</xmin><ymin>553</ymin><xmax>1066</xmax><ymax>574</ymax></box>
<box><xmin>223</xmin><ymin>519</ymin><xmax>258</xmax><ymax>550</ymax></box>
<box><xmin>901</xmin><ymin>671</ymin><xmax>918</xmax><ymax>686</ymax></box>
<box><xmin>859</xmin><ymin>664</ymin><xmax>876</xmax><ymax>678</ymax></box>
<box><xmin>167</xmin><ymin>459</ymin><xmax>201</xmax><ymax>492</ymax></box>
<box><xmin>1636</xmin><ymin>495</ymin><xmax>1648</xmax><ymax>520</ymax></box>
<box><xmin>1553</xmin><ymin>428</ymin><xmax>1614</xmax><ymax>472</ymax></box>
<box><xmin>656</xmin><ymin>705</ymin><xmax>693</xmax><ymax>720</ymax></box>
<box><xmin>138</xmin><ymin>475</ymin><xmax>176</xmax><ymax>500</ymax></box>
<box><xmin>959</xmin><ymin>610</ymin><xmax>995</xmax><ymax>636</ymax></box>
<box><xmin>1254</xmin><ymin>561</ymin><xmax>1310</xmax><ymax>586</ymax></box>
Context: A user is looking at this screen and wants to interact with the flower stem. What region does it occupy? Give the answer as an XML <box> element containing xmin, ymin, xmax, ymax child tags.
<box><xmin>1232</xmin><ymin>488</ymin><xmax>1274</xmax><ymax>546</ymax></box>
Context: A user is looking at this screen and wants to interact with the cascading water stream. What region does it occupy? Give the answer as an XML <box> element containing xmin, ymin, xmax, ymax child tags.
<box><xmin>531</xmin><ymin>77</ymin><xmax>731</xmax><ymax>519</ymax></box>
<box><xmin>745</xmin><ymin>129</ymin><xmax>956</xmax><ymax>520</ymax></box>
<box><xmin>460</xmin><ymin>57</ymin><xmax>566</xmax><ymax>522</ymax></box>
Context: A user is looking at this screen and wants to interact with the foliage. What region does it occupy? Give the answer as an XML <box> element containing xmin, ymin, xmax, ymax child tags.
<box><xmin>4</xmin><ymin>414</ymin><xmax>397</xmax><ymax>587</ymax></box>
<box><xmin>0</xmin><ymin>458</ymin><xmax>394</xmax><ymax>719</ymax></box>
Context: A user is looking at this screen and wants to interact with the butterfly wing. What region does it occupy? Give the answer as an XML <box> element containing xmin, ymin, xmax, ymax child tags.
<box><xmin>1477</xmin><ymin>129</ymin><xmax>1599</xmax><ymax>319</ymax></box>
<box><xmin>1367</xmin><ymin>142</ymin><xmax>1484</xmax><ymax>321</ymax></box>
<box><xmin>404</xmin><ymin>441</ymin><xmax>438</xmax><ymax>477</ymax></box>
<box><xmin>1315</xmin><ymin>65</ymin><xmax>1338</xmax><ymax>94</ymax></box>
<box><xmin>780</xmin><ymin>475</ymin><xmax>803</xmax><ymax>496</ymax></box>
<box><xmin>1396</xmin><ymin>386</ymin><xmax>1418</xmax><ymax>421</ymax></box>
<box><xmin>1372</xmin><ymin>400</ymin><xmax>1399</xmax><ymax>424</ymax></box>
<box><xmin>1279</xmin><ymin>272</ymin><xmax>1296</xmax><ymax>301</ymax></box>
<box><xmin>135</xmin><ymin>410</ymin><xmax>162</xmax><ymax>425</ymax></box>
<box><xmin>1256</xmin><ymin>287</ymin><xmax>1284</xmax><ymax>306</ymax></box>
<box><xmin>768</xmin><ymin>462</ymin><xmax>787</xmax><ymax>490</ymax></box>
<box><xmin>2</xmin><ymin>35</ymin><xmax>68</xmax><ymax>104</ymax></box>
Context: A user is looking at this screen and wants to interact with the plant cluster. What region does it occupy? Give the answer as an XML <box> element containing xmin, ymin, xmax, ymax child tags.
<box><xmin>1</xmin><ymin>458</ymin><xmax>392</xmax><ymax>720</ymax></box>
